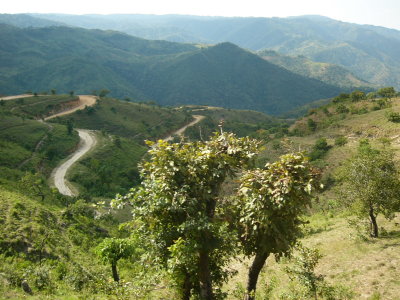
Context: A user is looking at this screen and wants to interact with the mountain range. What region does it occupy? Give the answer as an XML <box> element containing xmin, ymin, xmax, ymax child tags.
<box><xmin>257</xmin><ymin>49</ymin><xmax>372</xmax><ymax>89</ymax></box>
<box><xmin>12</xmin><ymin>13</ymin><xmax>399</xmax><ymax>89</ymax></box>
<box><xmin>0</xmin><ymin>22</ymin><xmax>342</xmax><ymax>115</ymax></box>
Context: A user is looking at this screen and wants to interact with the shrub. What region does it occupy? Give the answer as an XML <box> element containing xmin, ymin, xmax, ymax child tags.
<box><xmin>308</xmin><ymin>138</ymin><xmax>331</xmax><ymax>161</ymax></box>
<box><xmin>335</xmin><ymin>136</ymin><xmax>348</xmax><ymax>146</ymax></box>
<box><xmin>307</xmin><ymin>118</ymin><xmax>317</xmax><ymax>132</ymax></box>
<box><xmin>336</xmin><ymin>104</ymin><xmax>349</xmax><ymax>114</ymax></box>
<box><xmin>386</xmin><ymin>111</ymin><xmax>400</xmax><ymax>122</ymax></box>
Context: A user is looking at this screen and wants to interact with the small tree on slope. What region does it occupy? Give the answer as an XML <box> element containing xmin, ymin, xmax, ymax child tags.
<box><xmin>336</xmin><ymin>140</ymin><xmax>400</xmax><ymax>238</ymax></box>
<box><xmin>235</xmin><ymin>153</ymin><xmax>321</xmax><ymax>300</ymax></box>
<box><xmin>95</xmin><ymin>238</ymin><xmax>136</xmax><ymax>282</ymax></box>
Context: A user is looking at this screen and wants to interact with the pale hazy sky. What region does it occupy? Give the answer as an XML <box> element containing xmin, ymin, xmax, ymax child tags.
<box><xmin>3</xmin><ymin>0</ymin><xmax>400</xmax><ymax>30</ymax></box>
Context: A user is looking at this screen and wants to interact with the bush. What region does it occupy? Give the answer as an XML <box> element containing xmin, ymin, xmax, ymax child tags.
<box><xmin>24</xmin><ymin>264</ymin><xmax>54</xmax><ymax>292</ymax></box>
<box><xmin>336</xmin><ymin>104</ymin><xmax>349</xmax><ymax>114</ymax></box>
<box><xmin>335</xmin><ymin>136</ymin><xmax>348</xmax><ymax>146</ymax></box>
<box><xmin>308</xmin><ymin>138</ymin><xmax>331</xmax><ymax>161</ymax></box>
<box><xmin>386</xmin><ymin>111</ymin><xmax>400</xmax><ymax>122</ymax></box>
<box><xmin>307</xmin><ymin>119</ymin><xmax>317</xmax><ymax>132</ymax></box>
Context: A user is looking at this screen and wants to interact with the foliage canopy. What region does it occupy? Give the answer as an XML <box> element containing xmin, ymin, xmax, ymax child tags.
<box><xmin>336</xmin><ymin>140</ymin><xmax>400</xmax><ymax>237</ymax></box>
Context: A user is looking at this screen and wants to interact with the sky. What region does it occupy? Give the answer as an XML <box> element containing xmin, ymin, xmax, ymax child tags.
<box><xmin>2</xmin><ymin>0</ymin><xmax>400</xmax><ymax>30</ymax></box>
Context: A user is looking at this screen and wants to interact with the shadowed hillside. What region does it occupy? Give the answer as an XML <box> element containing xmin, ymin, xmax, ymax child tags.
<box><xmin>0</xmin><ymin>24</ymin><xmax>342</xmax><ymax>115</ymax></box>
<box><xmin>23</xmin><ymin>13</ymin><xmax>400</xmax><ymax>88</ymax></box>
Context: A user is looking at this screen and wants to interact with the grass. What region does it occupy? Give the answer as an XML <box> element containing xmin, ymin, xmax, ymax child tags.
<box><xmin>67</xmin><ymin>131</ymin><xmax>147</xmax><ymax>197</ymax></box>
<box><xmin>182</xmin><ymin>106</ymin><xmax>288</xmax><ymax>140</ymax></box>
<box><xmin>222</xmin><ymin>213</ymin><xmax>400</xmax><ymax>299</ymax></box>
<box><xmin>1</xmin><ymin>95</ymin><xmax>78</xmax><ymax>119</ymax></box>
<box><xmin>2</xmin><ymin>92</ymin><xmax>400</xmax><ymax>299</ymax></box>
<box><xmin>0</xmin><ymin>113</ymin><xmax>79</xmax><ymax>183</ymax></box>
<box><xmin>0</xmin><ymin>115</ymin><xmax>49</xmax><ymax>151</ymax></box>
<box><xmin>50</xmin><ymin>97</ymin><xmax>193</xmax><ymax>142</ymax></box>
<box><xmin>238</xmin><ymin>96</ymin><xmax>400</xmax><ymax>299</ymax></box>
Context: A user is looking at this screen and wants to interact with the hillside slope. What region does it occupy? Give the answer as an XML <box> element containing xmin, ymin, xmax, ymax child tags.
<box><xmin>0</xmin><ymin>24</ymin><xmax>342</xmax><ymax>115</ymax></box>
<box><xmin>258</xmin><ymin>49</ymin><xmax>373</xmax><ymax>89</ymax></box>
<box><xmin>27</xmin><ymin>13</ymin><xmax>400</xmax><ymax>88</ymax></box>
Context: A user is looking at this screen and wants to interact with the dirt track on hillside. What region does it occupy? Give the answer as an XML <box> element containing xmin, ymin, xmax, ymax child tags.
<box><xmin>5</xmin><ymin>93</ymin><xmax>204</xmax><ymax>196</ymax></box>
<box><xmin>45</xmin><ymin>95</ymin><xmax>97</xmax><ymax>120</ymax></box>
<box><xmin>1</xmin><ymin>94</ymin><xmax>34</xmax><ymax>101</ymax></box>
<box><xmin>163</xmin><ymin>115</ymin><xmax>205</xmax><ymax>142</ymax></box>
<box><xmin>52</xmin><ymin>129</ymin><xmax>96</xmax><ymax>196</ymax></box>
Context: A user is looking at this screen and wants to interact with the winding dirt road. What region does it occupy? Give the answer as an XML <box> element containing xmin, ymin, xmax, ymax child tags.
<box><xmin>52</xmin><ymin>129</ymin><xmax>96</xmax><ymax>196</ymax></box>
<box><xmin>163</xmin><ymin>115</ymin><xmax>205</xmax><ymax>142</ymax></box>
<box><xmin>4</xmin><ymin>93</ymin><xmax>204</xmax><ymax>196</ymax></box>
<box><xmin>52</xmin><ymin>114</ymin><xmax>205</xmax><ymax>196</ymax></box>
<box><xmin>1</xmin><ymin>94</ymin><xmax>34</xmax><ymax>101</ymax></box>
<box><xmin>45</xmin><ymin>95</ymin><xmax>97</xmax><ymax>120</ymax></box>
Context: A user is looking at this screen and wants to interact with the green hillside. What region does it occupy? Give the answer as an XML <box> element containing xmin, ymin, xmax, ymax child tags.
<box><xmin>0</xmin><ymin>14</ymin><xmax>399</xmax><ymax>297</ymax></box>
<box><xmin>0</xmin><ymin>95</ymin><xmax>80</xmax><ymax>183</ymax></box>
<box><xmin>182</xmin><ymin>105</ymin><xmax>289</xmax><ymax>141</ymax></box>
<box><xmin>27</xmin><ymin>13</ymin><xmax>400</xmax><ymax>89</ymax></box>
<box><xmin>258</xmin><ymin>49</ymin><xmax>373</xmax><ymax>90</ymax></box>
<box><xmin>0</xmin><ymin>94</ymin><xmax>191</xmax><ymax>197</ymax></box>
<box><xmin>50</xmin><ymin>97</ymin><xmax>193</xmax><ymax>141</ymax></box>
<box><xmin>1</xmin><ymin>89</ymin><xmax>400</xmax><ymax>298</ymax></box>
<box><xmin>135</xmin><ymin>42</ymin><xmax>341</xmax><ymax>114</ymax></box>
<box><xmin>0</xmin><ymin>24</ymin><xmax>343</xmax><ymax>115</ymax></box>
<box><xmin>0</xmin><ymin>13</ymin><xmax>64</xmax><ymax>28</ymax></box>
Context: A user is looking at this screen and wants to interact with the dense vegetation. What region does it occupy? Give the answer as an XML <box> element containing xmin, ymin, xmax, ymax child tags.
<box><xmin>257</xmin><ymin>49</ymin><xmax>373</xmax><ymax>89</ymax></box>
<box><xmin>182</xmin><ymin>106</ymin><xmax>289</xmax><ymax>141</ymax></box>
<box><xmin>1</xmin><ymin>13</ymin><xmax>400</xmax><ymax>300</ymax></box>
<box><xmin>51</xmin><ymin>97</ymin><xmax>192</xmax><ymax>141</ymax></box>
<box><xmin>0</xmin><ymin>23</ymin><xmax>343</xmax><ymax>115</ymax></box>
<box><xmin>0</xmin><ymin>95</ymin><xmax>80</xmax><ymax>182</ymax></box>
<box><xmin>16</xmin><ymin>13</ymin><xmax>400</xmax><ymax>89</ymax></box>
<box><xmin>1</xmin><ymin>87</ymin><xmax>400</xmax><ymax>299</ymax></box>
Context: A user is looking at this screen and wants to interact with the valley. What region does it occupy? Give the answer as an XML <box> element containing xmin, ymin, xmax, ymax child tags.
<box><xmin>1</xmin><ymin>10</ymin><xmax>400</xmax><ymax>300</ymax></box>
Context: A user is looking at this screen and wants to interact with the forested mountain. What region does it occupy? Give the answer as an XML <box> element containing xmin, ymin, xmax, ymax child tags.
<box><xmin>0</xmin><ymin>24</ymin><xmax>342</xmax><ymax>115</ymax></box>
<box><xmin>26</xmin><ymin>13</ymin><xmax>400</xmax><ymax>88</ymax></box>
<box><xmin>0</xmin><ymin>13</ymin><xmax>64</xmax><ymax>28</ymax></box>
<box><xmin>258</xmin><ymin>49</ymin><xmax>373</xmax><ymax>89</ymax></box>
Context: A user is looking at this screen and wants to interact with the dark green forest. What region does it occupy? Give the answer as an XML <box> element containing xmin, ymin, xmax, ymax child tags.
<box><xmin>0</xmin><ymin>24</ymin><xmax>343</xmax><ymax>115</ymax></box>
<box><xmin>9</xmin><ymin>13</ymin><xmax>400</xmax><ymax>89</ymax></box>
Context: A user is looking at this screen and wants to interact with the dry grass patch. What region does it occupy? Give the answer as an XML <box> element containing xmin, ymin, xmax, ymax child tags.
<box><xmin>222</xmin><ymin>213</ymin><xmax>400</xmax><ymax>299</ymax></box>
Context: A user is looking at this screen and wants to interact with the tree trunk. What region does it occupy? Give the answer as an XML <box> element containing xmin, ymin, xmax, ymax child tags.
<box><xmin>199</xmin><ymin>250</ymin><xmax>214</xmax><ymax>300</ymax></box>
<box><xmin>197</xmin><ymin>196</ymin><xmax>217</xmax><ymax>299</ymax></box>
<box><xmin>182</xmin><ymin>271</ymin><xmax>192</xmax><ymax>300</ymax></box>
<box><xmin>244</xmin><ymin>251</ymin><xmax>270</xmax><ymax>300</ymax></box>
<box><xmin>369</xmin><ymin>206</ymin><xmax>379</xmax><ymax>238</ymax></box>
<box><xmin>111</xmin><ymin>263</ymin><xmax>119</xmax><ymax>282</ymax></box>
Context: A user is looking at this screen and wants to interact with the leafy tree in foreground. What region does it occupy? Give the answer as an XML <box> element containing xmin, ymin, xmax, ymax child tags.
<box><xmin>336</xmin><ymin>140</ymin><xmax>400</xmax><ymax>237</ymax></box>
<box><xmin>95</xmin><ymin>238</ymin><xmax>136</xmax><ymax>282</ymax></box>
<box><xmin>114</xmin><ymin>132</ymin><xmax>260</xmax><ymax>299</ymax></box>
<box><xmin>236</xmin><ymin>153</ymin><xmax>320</xmax><ymax>300</ymax></box>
